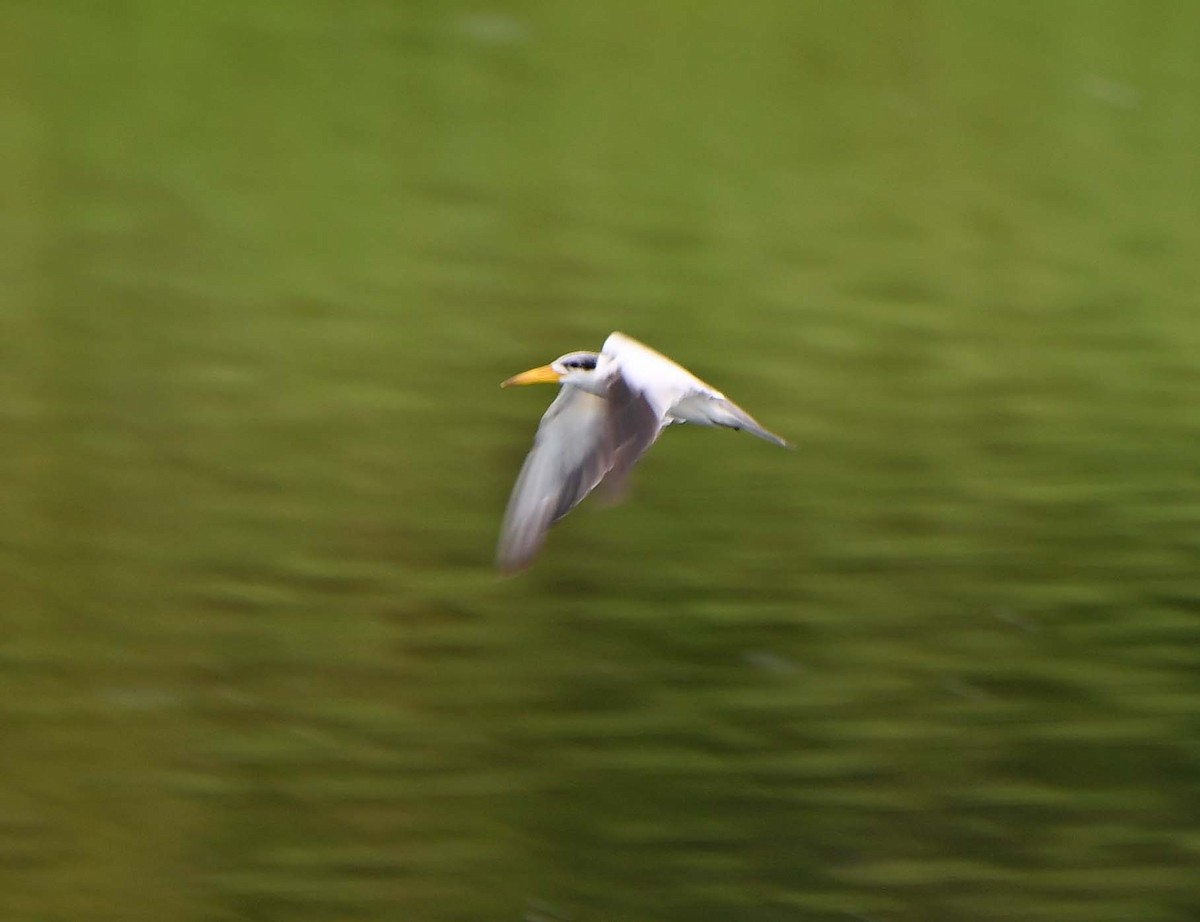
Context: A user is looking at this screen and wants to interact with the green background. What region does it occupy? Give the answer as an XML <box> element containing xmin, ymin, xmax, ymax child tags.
<box><xmin>3</xmin><ymin>2</ymin><xmax>1199</xmax><ymax>920</ymax></box>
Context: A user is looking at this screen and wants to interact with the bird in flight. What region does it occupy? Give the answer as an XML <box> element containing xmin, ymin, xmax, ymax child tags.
<box><xmin>497</xmin><ymin>332</ymin><xmax>788</xmax><ymax>572</ymax></box>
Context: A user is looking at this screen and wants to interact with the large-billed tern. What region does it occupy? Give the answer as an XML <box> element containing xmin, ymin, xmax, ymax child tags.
<box><xmin>497</xmin><ymin>332</ymin><xmax>788</xmax><ymax>572</ymax></box>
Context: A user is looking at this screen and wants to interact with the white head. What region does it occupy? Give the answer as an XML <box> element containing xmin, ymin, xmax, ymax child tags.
<box><xmin>501</xmin><ymin>350</ymin><xmax>613</xmax><ymax>395</ymax></box>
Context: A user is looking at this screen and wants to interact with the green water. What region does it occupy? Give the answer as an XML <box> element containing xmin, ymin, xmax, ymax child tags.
<box><xmin>3</xmin><ymin>2</ymin><xmax>1199</xmax><ymax>920</ymax></box>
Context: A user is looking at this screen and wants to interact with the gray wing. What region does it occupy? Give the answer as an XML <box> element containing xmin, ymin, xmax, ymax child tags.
<box><xmin>497</xmin><ymin>376</ymin><xmax>662</xmax><ymax>573</ymax></box>
<box><xmin>597</xmin><ymin>372</ymin><xmax>663</xmax><ymax>499</ymax></box>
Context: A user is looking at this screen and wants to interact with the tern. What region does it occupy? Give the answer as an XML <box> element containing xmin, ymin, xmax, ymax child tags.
<box><xmin>497</xmin><ymin>331</ymin><xmax>788</xmax><ymax>572</ymax></box>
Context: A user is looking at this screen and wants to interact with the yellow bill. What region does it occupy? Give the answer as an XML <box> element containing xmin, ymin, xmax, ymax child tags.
<box><xmin>501</xmin><ymin>364</ymin><xmax>561</xmax><ymax>387</ymax></box>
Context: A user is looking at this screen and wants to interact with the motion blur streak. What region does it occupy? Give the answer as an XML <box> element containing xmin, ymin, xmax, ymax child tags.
<box><xmin>2</xmin><ymin>3</ymin><xmax>1199</xmax><ymax>921</ymax></box>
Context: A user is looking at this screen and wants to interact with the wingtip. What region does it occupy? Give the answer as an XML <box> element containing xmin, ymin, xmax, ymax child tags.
<box><xmin>495</xmin><ymin>539</ymin><xmax>540</xmax><ymax>576</ymax></box>
<box><xmin>743</xmin><ymin>423</ymin><xmax>792</xmax><ymax>450</ymax></box>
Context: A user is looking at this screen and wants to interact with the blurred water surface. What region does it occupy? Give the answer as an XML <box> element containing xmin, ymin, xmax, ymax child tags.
<box><xmin>3</xmin><ymin>2</ymin><xmax>1200</xmax><ymax>921</ymax></box>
